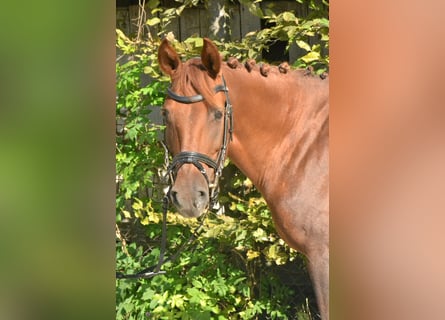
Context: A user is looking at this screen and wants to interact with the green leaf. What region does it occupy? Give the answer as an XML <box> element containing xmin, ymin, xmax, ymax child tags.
<box><xmin>301</xmin><ymin>51</ymin><xmax>321</xmax><ymax>63</ymax></box>
<box><xmin>246</xmin><ymin>250</ymin><xmax>260</xmax><ymax>260</ymax></box>
<box><xmin>169</xmin><ymin>294</ymin><xmax>186</xmax><ymax>310</ymax></box>
<box><xmin>212</xmin><ymin>280</ymin><xmax>228</xmax><ymax>297</ymax></box>
<box><xmin>236</xmin><ymin>203</ymin><xmax>245</xmax><ymax>212</ymax></box>
<box><xmin>318</xmin><ymin>17</ymin><xmax>330</xmax><ymax>27</ymax></box>
<box><xmin>176</xmin><ymin>5</ymin><xmax>186</xmax><ymax>16</ymax></box>
<box><xmin>252</xmin><ymin>227</ymin><xmax>268</xmax><ymax>241</ymax></box>
<box><xmin>143</xmin><ymin>66</ymin><xmax>154</xmax><ymax>74</ymax></box>
<box><xmin>122</xmin><ymin>300</ymin><xmax>134</xmax><ymax>313</ymax></box>
<box><xmin>192</xmin><ymin>279</ymin><xmax>203</xmax><ymax>289</ymax></box>
<box><xmin>184</xmin><ymin>37</ymin><xmax>203</xmax><ymax>48</ymax></box>
<box><xmin>146</xmin><ymin>17</ymin><xmax>161</xmax><ymax>26</ymax></box>
<box><xmin>282</xmin><ymin>12</ymin><xmax>297</xmax><ymax>23</ymax></box>
<box><xmin>142</xmin><ymin>289</ymin><xmax>155</xmax><ymax>301</ymax></box>
<box><xmin>296</xmin><ymin>40</ymin><xmax>311</xmax><ymax>52</ymax></box>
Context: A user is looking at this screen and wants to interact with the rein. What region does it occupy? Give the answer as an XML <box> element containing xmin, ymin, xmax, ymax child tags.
<box><xmin>116</xmin><ymin>75</ymin><xmax>232</xmax><ymax>280</ymax></box>
<box><xmin>116</xmin><ymin>192</ymin><xmax>207</xmax><ymax>279</ymax></box>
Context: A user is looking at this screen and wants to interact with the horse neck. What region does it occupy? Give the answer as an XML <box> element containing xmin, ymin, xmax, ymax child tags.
<box><xmin>223</xmin><ymin>65</ymin><xmax>328</xmax><ymax>196</ymax></box>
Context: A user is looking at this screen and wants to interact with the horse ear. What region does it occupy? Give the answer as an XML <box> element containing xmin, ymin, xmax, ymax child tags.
<box><xmin>158</xmin><ymin>38</ymin><xmax>181</xmax><ymax>76</ymax></box>
<box><xmin>201</xmin><ymin>38</ymin><xmax>221</xmax><ymax>79</ymax></box>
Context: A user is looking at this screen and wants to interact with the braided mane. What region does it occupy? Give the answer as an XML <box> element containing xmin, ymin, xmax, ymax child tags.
<box><xmin>225</xmin><ymin>56</ymin><xmax>328</xmax><ymax>79</ymax></box>
<box><xmin>173</xmin><ymin>56</ymin><xmax>328</xmax><ymax>110</ymax></box>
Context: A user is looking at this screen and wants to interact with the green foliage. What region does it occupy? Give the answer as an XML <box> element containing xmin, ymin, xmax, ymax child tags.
<box><xmin>116</xmin><ymin>30</ymin><xmax>167</xmax><ymax>220</ymax></box>
<box><xmin>116</xmin><ymin>1</ymin><xmax>328</xmax><ymax>318</ymax></box>
<box><xmin>116</xmin><ymin>169</ymin><xmax>313</xmax><ymax>319</ymax></box>
<box><xmin>240</xmin><ymin>0</ymin><xmax>329</xmax><ymax>73</ymax></box>
<box><xmin>116</xmin><ymin>208</ymin><xmax>304</xmax><ymax>319</ymax></box>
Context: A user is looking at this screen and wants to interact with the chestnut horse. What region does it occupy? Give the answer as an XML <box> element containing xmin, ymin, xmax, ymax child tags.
<box><xmin>158</xmin><ymin>38</ymin><xmax>329</xmax><ymax>319</ymax></box>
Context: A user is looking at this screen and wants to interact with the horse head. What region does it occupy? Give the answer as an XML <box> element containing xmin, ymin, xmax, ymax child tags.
<box><xmin>158</xmin><ymin>38</ymin><xmax>231</xmax><ymax>218</ymax></box>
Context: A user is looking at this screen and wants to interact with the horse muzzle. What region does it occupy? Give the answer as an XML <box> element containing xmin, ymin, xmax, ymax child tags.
<box><xmin>169</xmin><ymin>164</ymin><xmax>210</xmax><ymax>218</ymax></box>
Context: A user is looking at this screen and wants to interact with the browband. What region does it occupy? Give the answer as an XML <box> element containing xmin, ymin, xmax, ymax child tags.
<box><xmin>167</xmin><ymin>84</ymin><xmax>227</xmax><ymax>104</ymax></box>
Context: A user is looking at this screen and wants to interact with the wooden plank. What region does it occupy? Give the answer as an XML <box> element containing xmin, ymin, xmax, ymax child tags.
<box><xmin>116</xmin><ymin>8</ymin><xmax>130</xmax><ymax>35</ymax></box>
<box><xmin>239</xmin><ymin>4</ymin><xmax>260</xmax><ymax>37</ymax></box>
<box><xmin>199</xmin><ymin>8</ymin><xmax>210</xmax><ymax>38</ymax></box>
<box><xmin>227</xmin><ymin>3</ymin><xmax>241</xmax><ymax>40</ymax></box>
<box><xmin>128</xmin><ymin>4</ymin><xmax>139</xmax><ymax>36</ymax></box>
<box><xmin>180</xmin><ymin>8</ymin><xmax>201</xmax><ymax>39</ymax></box>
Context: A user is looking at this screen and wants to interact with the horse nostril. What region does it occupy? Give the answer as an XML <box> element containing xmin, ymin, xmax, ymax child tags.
<box><xmin>193</xmin><ymin>189</ymin><xmax>209</xmax><ymax>210</ymax></box>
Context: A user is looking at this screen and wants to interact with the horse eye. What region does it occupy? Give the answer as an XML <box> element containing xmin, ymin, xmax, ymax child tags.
<box><xmin>214</xmin><ymin>110</ymin><xmax>223</xmax><ymax>120</ymax></box>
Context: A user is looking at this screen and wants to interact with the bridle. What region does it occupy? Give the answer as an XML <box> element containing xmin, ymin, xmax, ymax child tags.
<box><xmin>116</xmin><ymin>75</ymin><xmax>233</xmax><ymax>280</ymax></box>
<box><xmin>165</xmin><ymin>75</ymin><xmax>233</xmax><ymax>208</ymax></box>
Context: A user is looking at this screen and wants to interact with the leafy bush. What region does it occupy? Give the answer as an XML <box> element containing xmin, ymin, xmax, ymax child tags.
<box><xmin>116</xmin><ymin>191</ymin><xmax>314</xmax><ymax>319</ymax></box>
<box><xmin>116</xmin><ymin>168</ymin><xmax>316</xmax><ymax>319</ymax></box>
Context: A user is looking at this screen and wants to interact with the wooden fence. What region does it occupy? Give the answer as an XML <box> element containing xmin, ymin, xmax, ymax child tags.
<box><xmin>116</xmin><ymin>0</ymin><xmax>320</xmax><ymax>63</ymax></box>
